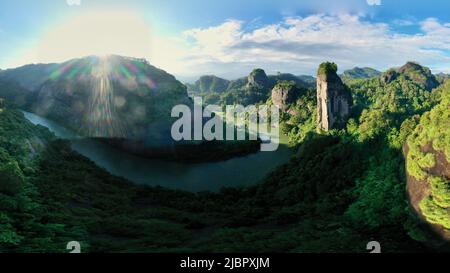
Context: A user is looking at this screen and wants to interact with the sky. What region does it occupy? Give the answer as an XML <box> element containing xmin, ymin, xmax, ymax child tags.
<box><xmin>0</xmin><ymin>0</ymin><xmax>449</xmax><ymax>81</ymax></box>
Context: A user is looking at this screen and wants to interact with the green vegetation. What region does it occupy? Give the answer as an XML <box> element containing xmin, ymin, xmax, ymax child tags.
<box><xmin>398</xmin><ymin>62</ymin><xmax>439</xmax><ymax>91</ymax></box>
<box><xmin>0</xmin><ymin>61</ymin><xmax>447</xmax><ymax>253</ymax></box>
<box><xmin>192</xmin><ymin>72</ymin><xmax>312</xmax><ymax>107</ymax></box>
<box><xmin>318</xmin><ymin>62</ymin><xmax>338</xmax><ymax>76</ymax></box>
<box><xmin>420</xmin><ymin>197</ymin><xmax>450</xmax><ymax>229</ymax></box>
<box><xmin>406</xmin><ymin>80</ymin><xmax>450</xmax><ymax>229</ymax></box>
<box><xmin>341</xmin><ymin>67</ymin><xmax>381</xmax><ymax>81</ymax></box>
<box><xmin>188</xmin><ymin>75</ymin><xmax>230</xmax><ymax>93</ymax></box>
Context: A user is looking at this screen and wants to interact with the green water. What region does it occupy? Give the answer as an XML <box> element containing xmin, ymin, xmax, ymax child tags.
<box><xmin>23</xmin><ymin>111</ymin><xmax>294</xmax><ymax>192</ymax></box>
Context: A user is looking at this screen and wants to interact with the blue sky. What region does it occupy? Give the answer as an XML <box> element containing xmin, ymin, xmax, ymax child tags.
<box><xmin>0</xmin><ymin>0</ymin><xmax>449</xmax><ymax>80</ymax></box>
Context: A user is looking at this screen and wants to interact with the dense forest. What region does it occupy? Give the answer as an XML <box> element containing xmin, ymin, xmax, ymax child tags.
<box><xmin>0</xmin><ymin>61</ymin><xmax>449</xmax><ymax>253</ymax></box>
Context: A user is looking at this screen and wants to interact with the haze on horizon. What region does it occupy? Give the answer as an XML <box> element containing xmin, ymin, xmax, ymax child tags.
<box><xmin>0</xmin><ymin>0</ymin><xmax>449</xmax><ymax>81</ymax></box>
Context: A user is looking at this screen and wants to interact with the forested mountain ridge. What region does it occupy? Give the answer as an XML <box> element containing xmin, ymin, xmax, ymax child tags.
<box><xmin>189</xmin><ymin>69</ymin><xmax>315</xmax><ymax>106</ymax></box>
<box><xmin>0</xmin><ymin>56</ymin><xmax>263</xmax><ymax>162</ymax></box>
<box><xmin>0</xmin><ymin>60</ymin><xmax>448</xmax><ymax>252</ymax></box>
<box><xmin>405</xmin><ymin>80</ymin><xmax>450</xmax><ymax>243</ymax></box>
<box><xmin>0</xmin><ymin>63</ymin><xmax>60</xmax><ymax>91</ymax></box>
<box><xmin>341</xmin><ymin>67</ymin><xmax>381</xmax><ymax>81</ymax></box>
<box><xmin>186</xmin><ymin>75</ymin><xmax>230</xmax><ymax>93</ymax></box>
<box><xmin>0</xmin><ymin>55</ymin><xmax>189</xmax><ymax>139</ymax></box>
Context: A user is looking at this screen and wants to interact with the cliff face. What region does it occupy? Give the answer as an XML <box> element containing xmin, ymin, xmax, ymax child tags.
<box><xmin>247</xmin><ymin>68</ymin><xmax>269</xmax><ymax>90</ymax></box>
<box><xmin>382</xmin><ymin>62</ymin><xmax>439</xmax><ymax>91</ymax></box>
<box><xmin>316</xmin><ymin>62</ymin><xmax>352</xmax><ymax>131</ymax></box>
<box><xmin>271</xmin><ymin>81</ymin><xmax>302</xmax><ymax>113</ymax></box>
<box><xmin>405</xmin><ymin>81</ymin><xmax>450</xmax><ymax>242</ymax></box>
<box><xmin>398</xmin><ymin>62</ymin><xmax>439</xmax><ymax>91</ymax></box>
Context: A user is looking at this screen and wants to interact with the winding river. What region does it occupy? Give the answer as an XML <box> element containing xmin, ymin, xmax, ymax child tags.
<box><xmin>23</xmin><ymin>111</ymin><xmax>294</xmax><ymax>192</ymax></box>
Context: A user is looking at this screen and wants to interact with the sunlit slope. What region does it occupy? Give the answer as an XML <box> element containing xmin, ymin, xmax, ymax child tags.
<box><xmin>406</xmin><ymin>80</ymin><xmax>450</xmax><ymax>240</ymax></box>
<box><xmin>28</xmin><ymin>55</ymin><xmax>189</xmax><ymax>140</ymax></box>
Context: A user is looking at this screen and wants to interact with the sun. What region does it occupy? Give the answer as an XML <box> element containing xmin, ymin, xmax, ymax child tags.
<box><xmin>36</xmin><ymin>10</ymin><xmax>153</xmax><ymax>62</ymax></box>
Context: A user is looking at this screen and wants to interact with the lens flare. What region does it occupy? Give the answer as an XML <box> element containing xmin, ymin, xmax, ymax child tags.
<box><xmin>86</xmin><ymin>56</ymin><xmax>125</xmax><ymax>138</ymax></box>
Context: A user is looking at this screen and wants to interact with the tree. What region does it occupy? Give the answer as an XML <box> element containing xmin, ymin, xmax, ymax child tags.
<box><xmin>0</xmin><ymin>161</ymin><xmax>25</xmax><ymax>196</ymax></box>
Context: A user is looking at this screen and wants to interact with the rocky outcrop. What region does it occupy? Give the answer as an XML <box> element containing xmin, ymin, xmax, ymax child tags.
<box><xmin>190</xmin><ymin>75</ymin><xmax>230</xmax><ymax>93</ymax></box>
<box><xmin>271</xmin><ymin>81</ymin><xmax>302</xmax><ymax>113</ymax></box>
<box><xmin>316</xmin><ymin>62</ymin><xmax>352</xmax><ymax>131</ymax></box>
<box><xmin>398</xmin><ymin>62</ymin><xmax>439</xmax><ymax>91</ymax></box>
<box><xmin>405</xmin><ymin>82</ymin><xmax>450</xmax><ymax>244</ymax></box>
<box><xmin>247</xmin><ymin>68</ymin><xmax>269</xmax><ymax>90</ymax></box>
<box><xmin>382</xmin><ymin>62</ymin><xmax>439</xmax><ymax>90</ymax></box>
<box><xmin>381</xmin><ymin>69</ymin><xmax>398</xmax><ymax>84</ymax></box>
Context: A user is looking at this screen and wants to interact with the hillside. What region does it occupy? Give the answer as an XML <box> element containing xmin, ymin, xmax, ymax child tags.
<box><xmin>187</xmin><ymin>75</ymin><xmax>230</xmax><ymax>93</ymax></box>
<box><xmin>0</xmin><ymin>55</ymin><xmax>261</xmax><ymax>161</ymax></box>
<box><xmin>194</xmin><ymin>69</ymin><xmax>313</xmax><ymax>106</ymax></box>
<box><xmin>381</xmin><ymin>62</ymin><xmax>439</xmax><ymax>91</ymax></box>
<box><xmin>29</xmin><ymin>55</ymin><xmax>189</xmax><ymax>140</ymax></box>
<box><xmin>0</xmin><ymin>89</ymin><xmax>428</xmax><ymax>253</ymax></box>
<box><xmin>0</xmin><ymin>63</ymin><xmax>60</xmax><ymax>91</ymax></box>
<box><xmin>341</xmin><ymin>67</ymin><xmax>381</xmax><ymax>81</ymax></box>
<box><xmin>0</xmin><ymin>55</ymin><xmax>189</xmax><ymax>140</ymax></box>
<box><xmin>405</xmin><ymin>80</ymin><xmax>450</xmax><ymax>242</ymax></box>
<box><xmin>0</xmin><ymin>61</ymin><xmax>447</xmax><ymax>253</ymax></box>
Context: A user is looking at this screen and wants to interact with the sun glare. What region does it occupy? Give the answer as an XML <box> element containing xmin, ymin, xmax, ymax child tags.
<box><xmin>36</xmin><ymin>10</ymin><xmax>153</xmax><ymax>62</ymax></box>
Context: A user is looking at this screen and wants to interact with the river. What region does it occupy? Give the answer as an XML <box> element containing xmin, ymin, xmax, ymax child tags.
<box><xmin>23</xmin><ymin>111</ymin><xmax>294</xmax><ymax>192</ymax></box>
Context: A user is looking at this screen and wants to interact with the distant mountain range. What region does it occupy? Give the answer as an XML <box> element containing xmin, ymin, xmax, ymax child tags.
<box><xmin>186</xmin><ymin>67</ymin><xmax>386</xmax><ymax>94</ymax></box>
<box><xmin>381</xmin><ymin>62</ymin><xmax>439</xmax><ymax>91</ymax></box>
<box><xmin>0</xmin><ymin>58</ymin><xmax>444</xmax><ymax>140</ymax></box>
<box><xmin>186</xmin><ymin>71</ymin><xmax>316</xmax><ymax>94</ymax></box>
<box><xmin>1</xmin><ymin>55</ymin><xmax>189</xmax><ymax>140</ymax></box>
<box><xmin>0</xmin><ymin>55</ymin><xmax>263</xmax><ymax>161</ymax></box>
<box><xmin>341</xmin><ymin>67</ymin><xmax>381</xmax><ymax>80</ymax></box>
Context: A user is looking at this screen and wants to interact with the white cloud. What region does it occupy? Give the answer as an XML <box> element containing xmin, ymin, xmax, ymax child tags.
<box><xmin>366</xmin><ymin>0</ymin><xmax>381</xmax><ymax>6</ymax></box>
<box><xmin>161</xmin><ymin>14</ymin><xmax>450</xmax><ymax>78</ymax></box>
<box><xmin>7</xmin><ymin>12</ymin><xmax>450</xmax><ymax>78</ymax></box>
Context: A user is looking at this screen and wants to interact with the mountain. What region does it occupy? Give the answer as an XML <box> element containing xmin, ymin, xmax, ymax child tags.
<box><xmin>0</xmin><ymin>55</ymin><xmax>260</xmax><ymax>161</ymax></box>
<box><xmin>296</xmin><ymin>75</ymin><xmax>316</xmax><ymax>88</ymax></box>
<box><xmin>247</xmin><ymin>68</ymin><xmax>270</xmax><ymax>90</ymax></box>
<box><xmin>271</xmin><ymin>80</ymin><xmax>305</xmax><ymax>114</ymax></box>
<box><xmin>0</xmin><ymin>63</ymin><xmax>60</xmax><ymax>91</ymax></box>
<box><xmin>189</xmin><ymin>71</ymin><xmax>313</xmax><ymax>97</ymax></box>
<box><xmin>2</xmin><ymin>60</ymin><xmax>446</xmax><ymax>253</ymax></box>
<box><xmin>242</xmin><ymin>70</ymin><xmax>311</xmax><ymax>91</ymax></box>
<box><xmin>341</xmin><ymin>67</ymin><xmax>381</xmax><ymax>80</ymax></box>
<box><xmin>23</xmin><ymin>55</ymin><xmax>189</xmax><ymax>141</ymax></box>
<box><xmin>317</xmin><ymin>62</ymin><xmax>352</xmax><ymax>131</ymax></box>
<box><xmin>436</xmin><ymin>72</ymin><xmax>450</xmax><ymax>84</ymax></box>
<box><xmin>191</xmin><ymin>69</ymin><xmax>314</xmax><ymax>106</ymax></box>
<box><xmin>405</xmin><ymin>80</ymin><xmax>450</xmax><ymax>242</ymax></box>
<box><xmin>187</xmin><ymin>75</ymin><xmax>230</xmax><ymax>93</ymax></box>
<box><xmin>0</xmin><ymin>55</ymin><xmax>189</xmax><ymax>143</ymax></box>
<box><xmin>381</xmin><ymin>62</ymin><xmax>439</xmax><ymax>91</ymax></box>
<box><xmin>0</xmin><ymin>78</ymin><xmax>31</xmax><ymax>107</ymax></box>
<box><xmin>398</xmin><ymin>62</ymin><xmax>440</xmax><ymax>91</ymax></box>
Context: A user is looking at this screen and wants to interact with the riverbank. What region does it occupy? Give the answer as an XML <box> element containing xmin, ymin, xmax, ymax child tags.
<box><xmin>23</xmin><ymin>111</ymin><xmax>293</xmax><ymax>192</ymax></box>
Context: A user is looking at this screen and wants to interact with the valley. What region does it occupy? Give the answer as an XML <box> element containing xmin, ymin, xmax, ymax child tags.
<box><xmin>23</xmin><ymin>110</ymin><xmax>293</xmax><ymax>192</ymax></box>
<box><xmin>0</xmin><ymin>55</ymin><xmax>448</xmax><ymax>253</ymax></box>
